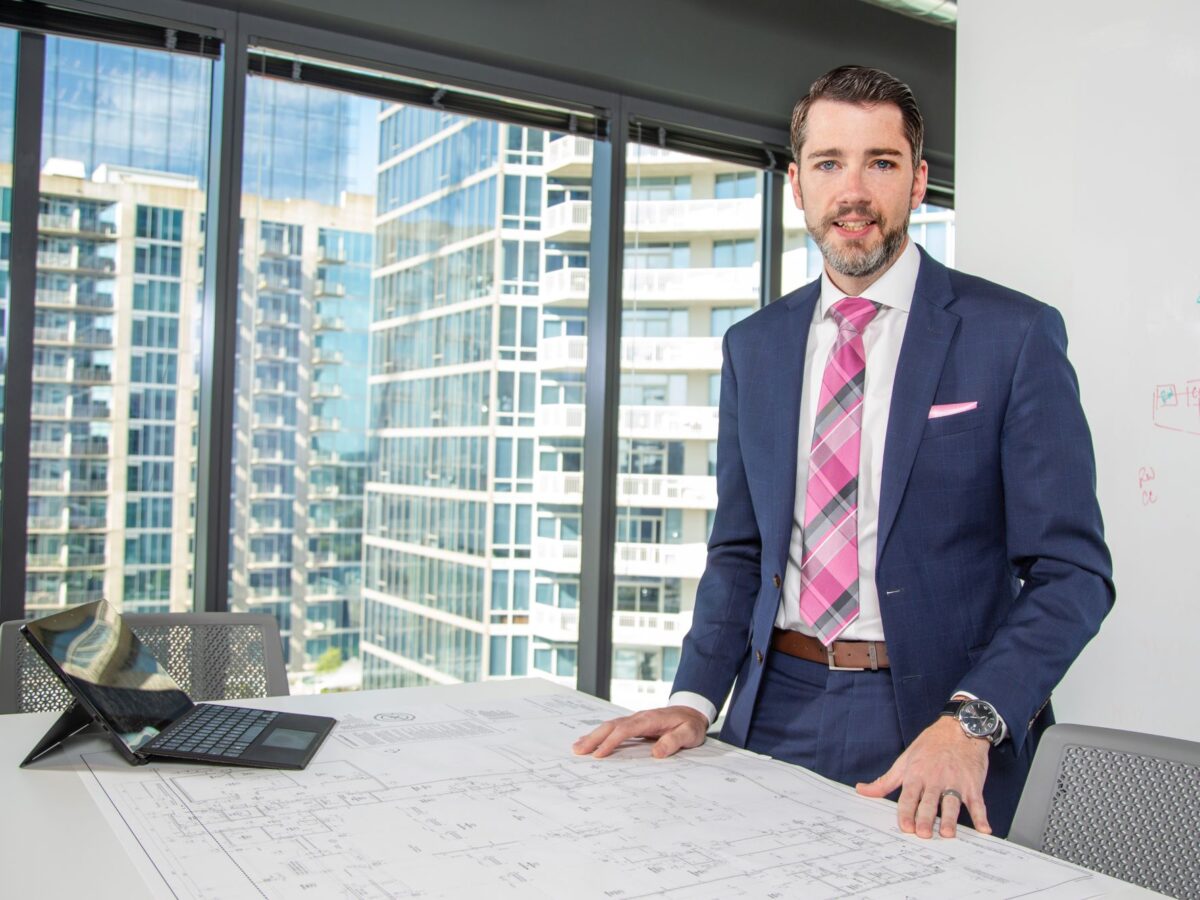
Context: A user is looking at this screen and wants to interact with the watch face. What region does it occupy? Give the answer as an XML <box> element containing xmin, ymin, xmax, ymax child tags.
<box><xmin>960</xmin><ymin>700</ymin><xmax>999</xmax><ymax>737</ymax></box>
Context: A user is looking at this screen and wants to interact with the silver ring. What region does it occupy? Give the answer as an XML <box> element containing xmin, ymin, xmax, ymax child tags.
<box><xmin>941</xmin><ymin>788</ymin><xmax>963</xmax><ymax>802</ymax></box>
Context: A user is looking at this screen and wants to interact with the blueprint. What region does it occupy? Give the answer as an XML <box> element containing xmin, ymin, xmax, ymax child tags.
<box><xmin>76</xmin><ymin>683</ymin><xmax>1133</xmax><ymax>899</ymax></box>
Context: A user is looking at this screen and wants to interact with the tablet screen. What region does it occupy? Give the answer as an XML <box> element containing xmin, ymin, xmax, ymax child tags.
<box><xmin>23</xmin><ymin>601</ymin><xmax>193</xmax><ymax>753</ymax></box>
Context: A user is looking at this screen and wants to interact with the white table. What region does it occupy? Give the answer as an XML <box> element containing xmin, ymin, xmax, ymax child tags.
<box><xmin>0</xmin><ymin>680</ymin><xmax>1159</xmax><ymax>898</ymax></box>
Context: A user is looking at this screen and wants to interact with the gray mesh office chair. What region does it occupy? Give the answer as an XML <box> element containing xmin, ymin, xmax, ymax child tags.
<box><xmin>0</xmin><ymin>612</ymin><xmax>289</xmax><ymax>715</ymax></box>
<box><xmin>1009</xmin><ymin>723</ymin><xmax>1200</xmax><ymax>899</ymax></box>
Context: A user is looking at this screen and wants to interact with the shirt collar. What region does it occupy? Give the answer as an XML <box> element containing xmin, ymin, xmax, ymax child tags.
<box><xmin>819</xmin><ymin>238</ymin><xmax>920</xmax><ymax>317</ymax></box>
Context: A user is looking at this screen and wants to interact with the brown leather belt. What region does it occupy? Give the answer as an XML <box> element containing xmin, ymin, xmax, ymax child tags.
<box><xmin>771</xmin><ymin>627</ymin><xmax>889</xmax><ymax>670</ymax></box>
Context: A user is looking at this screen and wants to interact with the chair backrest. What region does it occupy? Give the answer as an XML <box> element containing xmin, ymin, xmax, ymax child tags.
<box><xmin>0</xmin><ymin>612</ymin><xmax>289</xmax><ymax>715</ymax></box>
<box><xmin>1009</xmin><ymin>723</ymin><xmax>1200</xmax><ymax>899</ymax></box>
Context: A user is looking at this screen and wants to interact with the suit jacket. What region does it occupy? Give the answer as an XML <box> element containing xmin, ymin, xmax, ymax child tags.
<box><xmin>672</xmin><ymin>247</ymin><xmax>1114</xmax><ymax>822</ymax></box>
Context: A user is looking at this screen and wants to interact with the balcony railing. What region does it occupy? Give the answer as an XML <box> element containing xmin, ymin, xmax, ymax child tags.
<box><xmin>539</xmin><ymin>335</ymin><xmax>722</xmax><ymax>371</ymax></box>
<box><xmin>543</xmin><ymin>197</ymin><xmax>761</xmax><ymax>240</ymax></box>
<box><xmin>530</xmin><ymin>604</ymin><xmax>691</xmax><ymax>647</ymax></box>
<box><xmin>536</xmin><ymin>403</ymin><xmax>718</xmax><ymax>440</ymax></box>
<box><xmin>540</xmin><ymin>265</ymin><xmax>758</xmax><ymax>306</ymax></box>
<box><xmin>534</xmin><ymin>471</ymin><xmax>716</xmax><ymax>509</ymax></box>
<box><xmin>532</xmin><ymin>537</ymin><xmax>707</xmax><ymax>578</ymax></box>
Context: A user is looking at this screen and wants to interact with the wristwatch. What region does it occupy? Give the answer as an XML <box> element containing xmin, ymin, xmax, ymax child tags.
<box><xmin>940</xmin><ymin>697</ymin><xmax>1002</xmax><ymax>745</ymax></box>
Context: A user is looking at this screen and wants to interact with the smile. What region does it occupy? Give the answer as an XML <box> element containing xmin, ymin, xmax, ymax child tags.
<box><xmin>834</xmin><ymin>220</ymin><xmax>875</xmax><ymax>233</ymax></box>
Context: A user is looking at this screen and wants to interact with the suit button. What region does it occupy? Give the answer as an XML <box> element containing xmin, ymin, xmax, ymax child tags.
<box><xmin>772</xmin><ymin>574</ymin><xmax>781</xmax><ymax>588</ymax></box>
<box><xmin>756</xmin><ymin>650</ymin><xmax>763</xmax><ymax>664</ymax></box>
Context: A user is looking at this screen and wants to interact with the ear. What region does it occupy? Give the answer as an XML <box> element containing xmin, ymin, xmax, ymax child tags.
<box><xmin>787</xmin><ymin>162</ymin><xmax>804</xmax><ymax>211</ymax></box>
<box><xmin>910</xmin><ymin>159</ymin><xmax>929</xmax><ymax>210</ymax></box>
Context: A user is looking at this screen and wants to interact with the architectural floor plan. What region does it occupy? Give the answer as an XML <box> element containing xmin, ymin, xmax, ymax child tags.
<box><xmin>77</xmin><ymin>683</ymin><xmax>1129</xmax><ymax>898</ymax></box>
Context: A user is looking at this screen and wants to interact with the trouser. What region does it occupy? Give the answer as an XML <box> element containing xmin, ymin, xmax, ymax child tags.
<box><xmin>744</xmin><ymin>648</ymin><xmax>906</xmax><ymax>789</ymax></box>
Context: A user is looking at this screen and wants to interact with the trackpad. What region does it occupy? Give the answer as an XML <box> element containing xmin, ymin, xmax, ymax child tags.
<box><xmin>261</xmin><ymin>727</ymin><xmax>317</xmax><ymax>751</ymax></box>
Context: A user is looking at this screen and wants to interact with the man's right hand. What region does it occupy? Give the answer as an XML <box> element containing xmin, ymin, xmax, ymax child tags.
<box><xmin>572</xmin><ymin>706</ymin><xmax>709</xmax><ymax>759</ymax></box>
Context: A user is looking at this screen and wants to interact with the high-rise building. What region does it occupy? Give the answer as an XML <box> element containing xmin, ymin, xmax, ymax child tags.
<box><xmin>0</xmin><ymin>35</ymin><xmax>377</xmax><ymax>681</ymax></box>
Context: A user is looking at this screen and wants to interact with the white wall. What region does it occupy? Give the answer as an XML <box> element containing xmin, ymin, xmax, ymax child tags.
<box><xmin>957</xmin><ymin>1</ymin><xmax>1200</xmax><ymax>741</ymax></box>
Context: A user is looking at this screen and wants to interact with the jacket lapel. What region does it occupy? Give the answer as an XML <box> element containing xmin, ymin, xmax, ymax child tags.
<box><xmin>876</xmin><ymin>249</ymin><xmax>960</xmax><ymax>562</ymax></box>
<box><xmin>768</xmin><ymin>282</ymin><xmax>821</xmax><ymax>569</ymax></box>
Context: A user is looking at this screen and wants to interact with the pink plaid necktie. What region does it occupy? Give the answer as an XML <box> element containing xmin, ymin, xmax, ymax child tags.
<box><xmin>798</xmin><ymin>296</ymin><xmax>881</xmax><ymax>645</ymax></box>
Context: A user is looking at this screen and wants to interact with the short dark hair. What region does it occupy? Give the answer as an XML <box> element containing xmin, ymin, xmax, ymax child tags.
<box><xmin>790</xmin><ymin>65</ymin><xmax>924</xmax><ymax>169</ymax></box>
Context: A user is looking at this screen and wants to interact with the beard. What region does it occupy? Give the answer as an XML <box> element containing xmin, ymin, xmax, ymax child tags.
<box><xmin>807</xmin><ymin>202</ymin><xmax>910</xmax><ymax>279</ymax></box>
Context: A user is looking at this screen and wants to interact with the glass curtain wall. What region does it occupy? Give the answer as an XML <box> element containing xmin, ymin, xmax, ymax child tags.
<box><xmin>232</xmin><ymin>54</ymin><xmax>594</xmax><ymax>694</ymax></box>
<box><xmin>232</xmin><ymin>64</ymin><xmax>378</xmax><ymax>688</ymax></box>
<box><xmin>609</xmin><ymin>144</ymin><xmax>764</xmax><ymax>709</ymax></box>
<box><xmin>22</xmin><ymin>35</ymin><xmax>212</xmax><ymax>617</ymax></box>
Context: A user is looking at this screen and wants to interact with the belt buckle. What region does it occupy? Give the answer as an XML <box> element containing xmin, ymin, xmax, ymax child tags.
<box><xmin>825</xmin><ymin>643</ymin><xmax>867</xmax><ymax>671</ymax></box>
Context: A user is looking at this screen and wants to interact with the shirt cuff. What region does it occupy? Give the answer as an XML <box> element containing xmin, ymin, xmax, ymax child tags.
<box><xmin>952</xmin><ymin>690</ymin><xmax>1008</xmax><ymax>744</ymax></box>
<box><xmin>668</xmin><ymin>691</ymin><xmax>717</xmax><ymax>726</ymax></box>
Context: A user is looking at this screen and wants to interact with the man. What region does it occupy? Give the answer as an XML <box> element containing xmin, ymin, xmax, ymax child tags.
<box><xmin>574</xmin><ymin>65</ymin><xmax>1113</xmax><ymax>840</ymax></box>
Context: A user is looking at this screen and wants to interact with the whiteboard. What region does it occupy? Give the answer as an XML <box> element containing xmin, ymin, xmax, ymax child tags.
<box><xmin>957</xmin><ymin>0</ymin><xmax>1200</xmax><ymax>741</ymax></box>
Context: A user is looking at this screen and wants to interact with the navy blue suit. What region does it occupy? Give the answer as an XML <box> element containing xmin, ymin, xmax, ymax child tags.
<box><xmin>672</xmin><ymin>247</ymin><xmax>1114</xmax><ymax>835</ymax></box>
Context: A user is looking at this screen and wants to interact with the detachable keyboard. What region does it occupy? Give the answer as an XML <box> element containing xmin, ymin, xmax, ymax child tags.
<box><xmin>148</xmin><ymin>704</ymin><xmax>280</xmax><ymax>760</ymax></box>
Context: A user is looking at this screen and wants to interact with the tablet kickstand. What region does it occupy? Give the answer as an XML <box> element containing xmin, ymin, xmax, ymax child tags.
<box><xmin>21</xmin><ymin>700</ymin><xmax>95</xmax><ymax>767</ymax></box>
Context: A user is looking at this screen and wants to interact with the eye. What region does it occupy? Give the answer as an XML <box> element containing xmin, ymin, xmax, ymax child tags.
<box><xmin>871</xmin><ymin>159</ymin><xmax>897</xmax><ymax>170</ymax></box>
<box><xmin>816</xmin><ymin>160</ymin><xmax>837</xmax><ymax>171</ymax></box>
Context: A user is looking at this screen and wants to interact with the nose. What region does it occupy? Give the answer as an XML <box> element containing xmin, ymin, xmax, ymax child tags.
<box><xmin>835</xmin><ymin>166</ymin><xmax>870</xmax><ymax>207</ymax></box>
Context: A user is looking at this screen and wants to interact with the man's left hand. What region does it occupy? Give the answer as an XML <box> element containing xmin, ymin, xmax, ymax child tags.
<box><xmin>855</xmin><ymin>716</ymin><xmax>991</xmax><ymax>838</ymax></box>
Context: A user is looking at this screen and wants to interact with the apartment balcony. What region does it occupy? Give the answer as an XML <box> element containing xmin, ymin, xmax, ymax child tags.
<box><xmin>543</xmin><ymin>136</ymin><xmax>702</xmax><ymax>177</ymax></box>
<box><xmin>28</xmin><ymin>513</ymin><xmax>66</xmax><ymax>531</ymax></box>
<box><xmin>251</xmin><ymin>413</ymin><xmax>293</xmax><ymax>428</ymax></box>
<box><xmin>38</xmin><ymin>210</ymin><xmax>117</xmax><ymax>237</ymax></box>
<box><xmin>543</xmin><ymin>135</ymin><xmax>594</xmax><ymax>176</ymax></box>
<box><xmin>310</xmin><ymin>448</ymin><xmax>341</xmax><ymax>464</ymax></box>
<box><xmin>256</xmin><ymin>275</ymin><xmax>297</xmax><ymax>293</ymax></box>
<box><xmin>250</xmin><ymin>447</ymin><xmax>288</xmax><ymax>463</ymax></box>
<box><xmin>27</xmin><ymin>552</ymin><xmax>64</xmax><ymax>568</ymax></box>
<box><xmin>37</xmin><ymin>284</ymin><xmax>115</xmax><ymax>311</ymax></box>
<box><xmin>541</xmin><ymin>199</ymin><xmax>592</xmax><ymax>242</ymax></box>
<box><xmin>68</xmin><ymin>437</ymin><xmax>110</xmax><ymax>456</ymax></box>
<box><xmin>312</xmin><ymin>416</ymin><xmax>341</xmax><ymax>431</ymax></box>
<box><xmin>539</xmin><ymin>335</ymin><xmax>722</xmax><ymax>372</ymax></box>
<box><xmin>69</xmin><ymin>400</ymin><xmax>111</xmax><ymax>420</ymax></box>
<box><xmin>69</xmin><ymin>513</ymin><xmax>107</xmax><ymax>529</ymax></box>
<box><xmin>29</xmin><ymin>475</ymin><xmax>66</xmax><ymax>492</ymax></box>
<box><xmin>74</xmin><ymin>329</ymin><xmax>114</xmax><ymax>348</ymax></box>
<box><xmin>70</xmin><ymin>478</ymin><xmax>109</xmax><ymax>494</ymax></box>
<box><xmin>36</xmin><ymin>246</ymin><xmax>116</xmax><ymax>274</ymax></box>
<box><xmin>34</xmin><ymin>325</ymin><xmax>71</xmax><ymax>343</ymax></box>
<box><xmin>536</xmin><ymin>403</ymin><xmax>718</xmax><ymax>441</ymax></box>
<box><xmin>72</xmin><ymin>364</ymin><xmax>112</xmax><ymax>384</ymax></box>
<box><xmin>542</xmin><ymin>197</ymin><xmax>761</xmax><ymax>242</ymax></box>
<box><xmin>33</xmin><ymin>363</ymin><xmax>69</xmax><ymax>380</ymax></box>
<box><xmin>31</xmin><ymin>401</ymin><xmax>68</xmax><ymax>419</ymax></box>
<box><xmin>30</xmin><ymin>439</ymin><xmax>65</xmax><ymax>456</ymax></box>
<box><xmin>530</xmin><ymin>603</ymin><xmax>691</xmax><ymax>648</ymax></box>
<box><xmin>540</xmin><ymin>265</ymin><xmax>758</xmax><ymax>307</ymax></box>
<box><xmin>530</xmin><ymin>604</ymin><xmax>579</xmax><ymax>643</ymax></box>
<box><xmin>248</xmin><ymin>518</ymin><xmax>287</xmax><ymax>533</ymax></box>
<box><xmin>310</xmin><ymin>483</ymin><xmax>340</xmax><ymax>497</ymax></box>
<box><xmin>64</xmin><ymin>552</ymin><xmax>106</xmax><ymax>568</ymax></box>
<box><xmin>534</xmin><ymin>471</ymin><xmax>716</xmax><ymax>509</ymax></box>
<box><xmin>253</xmin><ymin>379</ymin><xmax>291</xmax><ymax>394</ymax></box>
<box><xmin>314</xmin><ymin>315</ymin><xmax>345</xmax><ymax>331</ymax></box>
<box><xmin>253</xmin><ymin>345</ymin><xmax>291</xmax><ymax>361</ymax></box>
<box><xmin>532</xmin><ymin>536</ymin><xmax>707</xmax><ymax>578</ymax></box>
<box><xmin>312</xmin><ymin>348</ymin><xmax>344</xmax><ymax>365</ymax></box>
<box><xmin>314</xmin><ymin>279</ymin><xmax>346</xmax><ymax>298</ymax></box>
<box><xmin>311</xmin><ymin>383</ymin><xmax>343</xmax><ymax>399</ymax></box>
<box><xmin>255</xmin><ymin>309</ymin><xmax>298</xmax><ymax>328</ymax></box>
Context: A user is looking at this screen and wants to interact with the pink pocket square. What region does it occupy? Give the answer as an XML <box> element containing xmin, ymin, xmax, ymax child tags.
<box><xmin>928</xmin><ymin>401</ymin><xmax>978</xmax><ymax>419</ymax></box>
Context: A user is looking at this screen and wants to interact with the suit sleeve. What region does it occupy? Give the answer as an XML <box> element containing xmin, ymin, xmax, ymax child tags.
<box><xmin>956</xmin><ymin>304</ymin><xmax>1115</xmax><ymax>750</ymax></box>
<box><xmin>670</xmin><ymin>330</ymin><xmax>764</xmax><ymax>710</ymax></box>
